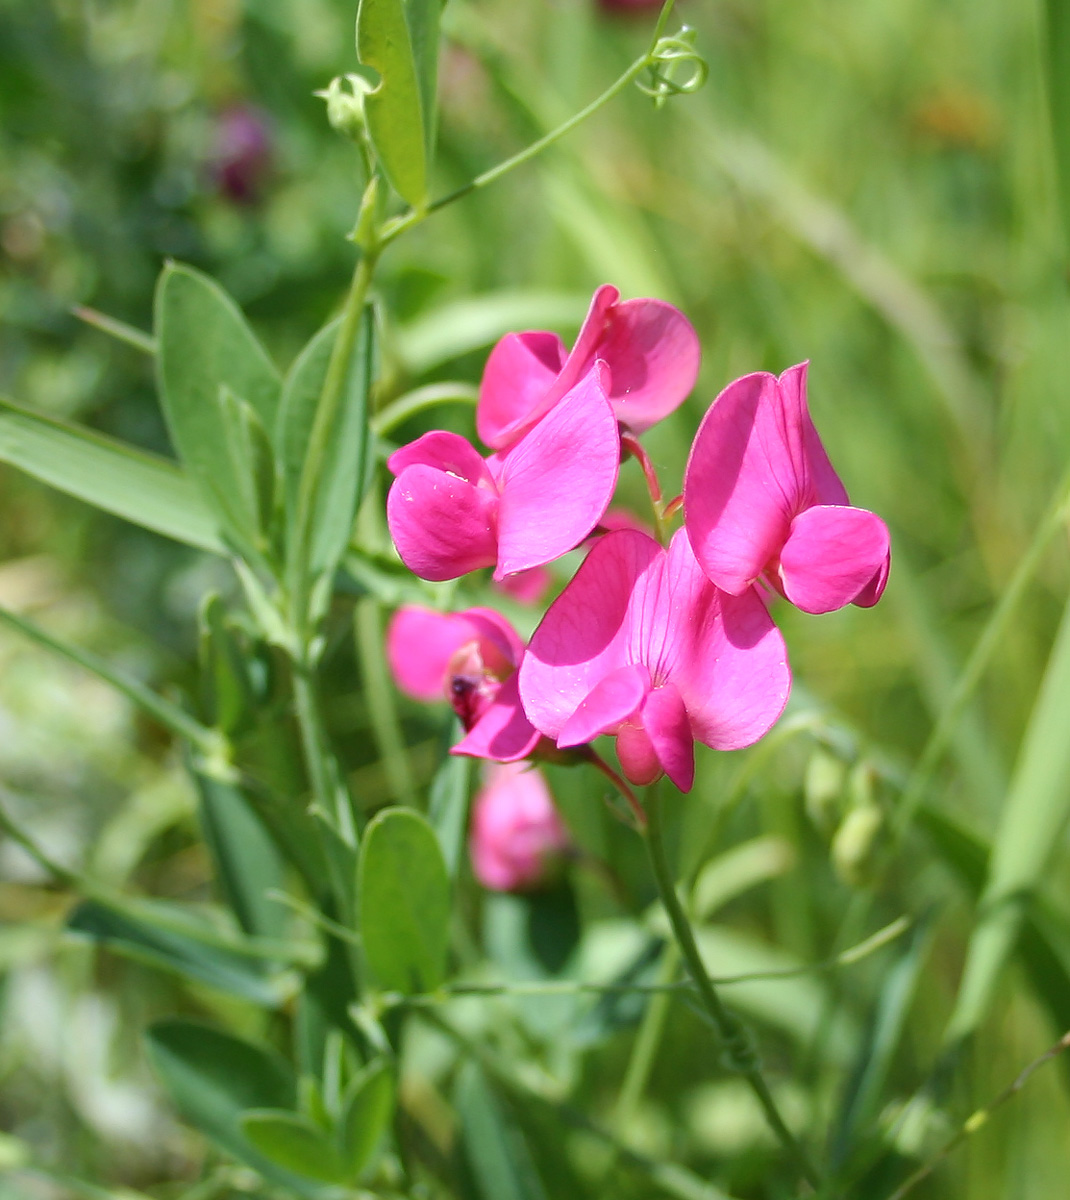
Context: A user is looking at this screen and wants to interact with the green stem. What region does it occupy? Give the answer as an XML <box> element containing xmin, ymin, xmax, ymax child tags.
<box><xmin>380</xmin><ymin>50</ymin><xmax>659</xmax><ymax>248</ymax></box>
<box><xmin>288</xmin><ymin>248</ymin><xmax>379</xmax><ymax>632</ymax></box>
<box><xmin>0</xmin><ymin>604</ymin><xmax>226</xmax><ymax>763</ymax></box>
<box><xmin>370</xmin><ymin>382</ymin><xmax>478</xmax><ymax>437</ymax></box>
<box><xmin>613</xmin><ymin>943</ymin><xmax>680</xmax><ymax>1131</ymax></box>
<box><xmin>292</xmin><ymin>662</ymin><xmax>357</xmax><ymax>845</ymax></box>
<box><xmin>644</xmin><ymin>786</ymin><xmax>823</xmax><ymax>1192</ymax></box>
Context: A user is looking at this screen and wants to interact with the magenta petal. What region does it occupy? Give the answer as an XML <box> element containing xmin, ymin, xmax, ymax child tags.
<box><xmin>520</xmin><ymin>529</ymin><xmax>661</xmax><ymax>739</ymax></box>
<box><xmin>557</xmin><ymin>663</ymin><xmax>651</xmax><ymax>748</ymax></box>
<box><xmin>779</xmin><ymin>505</ymin><xmax>891</xmax><ymax>614</ymax></box>
<box><xmin>594</xmin><ymin>298</ymin><xmax>701</xmax><ymax>433</ymax></box>
<box><xmin>460</xmin><ymin>607</ymin><xmax>527</xmax><ymax>668</ymax></box>
<box><xmin>659</xmin><ymin>531</ymin><xmax>791</xmax><ymax>751</ymax></box>
<box><xmin>641</xmin><ymin>684</ymin><xmax>694</xmax><ymax>792</ymax></box>
<box><xmin>684</xmin><ymin>371</ymin><xmax>804</xmax><ymax>594</ymax></box>
<box><xmin>617</xmin><ymin>723</ymin><xmax>661</xmax><ymax>787</ymax></box>
<box><xmin>387</xmin><ymin>465</ymin><xmax>498</xmax><ymax>581</ymax></box>
<box><xmin>452</xmin><ymin>673</ymin><xmax>541</xmax><ymax>762</ymax></box>
<box><xmin>494</xmin><ymin>364</ymin><xmax>619</xmax><ymax>578</ymax></box>
<box><xmin>780</xmin><ymin>362</ymin><xmax>849</xmax><ymax>507</ymax></box>
<box><xmin>387</xmin><ymin>430</ymin><xmax>495</xmax><ymax>488</ymax></box>
<box><xmin>550</xmin><ymin>284</ymin><xmax>619</xmax><ymax>402</ymax></box>
<box><xmin>477</xmin><ymin>331</ymin><xmax>568</xmax><ymax>450</ymax></box>
<box><xmin>386</xmin><ymin>606</ymin><xmax>470</xmax><ymax>701</ymax></box>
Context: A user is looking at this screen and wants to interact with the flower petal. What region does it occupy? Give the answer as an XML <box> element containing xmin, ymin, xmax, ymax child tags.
<box><xmin>684</xmin><ymin>370</ymin><xmax>810</xmax><ymax>594</ymax></box>
<box><xmin>658</xmin><ymin>531</ymin><xmax>791</xmax><ymax>751</ymax></box>
<box><xmin>476</xmin><ymin>331</ymin><xmax>568</xmax><ymax>450</ymax></box>
<box><xmin>617</xmin><ymin>723</ymin><xmax>661</xmax><ymax>787</ymax></box>
<box><xmin>557</xmin><ymin>663</ymin><xmax>651</xmax><ymax>748</ymax></box>
<box><xmin>778</xmin><ymin>505</ymin><xmax>891</xmax><ymax>614</ymax></box>
<box><xmin>591</xmin><ymin>297</ymin><xmax>700</xmax><ymax>433</ymax></box>
<box><xmin>494</xmin><ymin>363</ymin><xmax>619</xmax><ymax>578</ymax></box>
<box><xmin>386</xmin><ymin>465</ymin><xmax>498</xmax><ymax>581</ymax></box>
<box><xmin>641</xmin><ymin>683</ymin><xmax>695</xmax><ymax>792</ymax></box>
<box><xmin>385</xmin><ymin>606</ymin><xmax>471</xmax><ymax>701</ymax></box>
<box><xmin>520</xmin><ymin>529</ymin><xmax>661</xmax><ymax>738</ymax></box>
<box><xmin>469</xmin><ymin>763</ymin><xmax>568</xmax><ymax>892</ymax></box>
<box><xmin>452</xmin><ymin>673</ymin><xmax>541</xmax><ymax>762</ymax></box>
<box><xmin>780</xmin><ymin>362</ymin><xmax>849</xmax><ymax>507</ymax></box>
<box><xmin>387</xmin><ymin>430</ymin><xmax>495</xmax><ymax>488</ymax></box>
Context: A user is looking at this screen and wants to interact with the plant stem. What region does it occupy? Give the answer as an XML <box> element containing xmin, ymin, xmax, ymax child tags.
<box><xmin>644</xmin><ymin>786</ymin><xmax>823</xmax><ymax>1192</ymax></box>
<box><xmin>370</xmin><ymin>382</ymin><xmax>478</xmax><ymax>436</ymax></box>
<box><xmin>0</xmin><ymin>604</ymin><xmax>226</xmax><ymax>764</ymax></box>
<box><xmin>379</xmin><ymin>51</ymin><xmax>658</xmax><ymax>248</ymax></box>
<box><xmin>287</xmin><ymin>248</ymin><xmax>379</xmax><ymax>633</ymax></box>
<box><xmin>292</xmin><ymin>661</ymin><xmax>357</xmax><ymax>845</ymax></box>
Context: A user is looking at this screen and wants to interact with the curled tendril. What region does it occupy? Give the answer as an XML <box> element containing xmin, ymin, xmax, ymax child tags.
<box><xmin>638</xmin><ymin>27</ymin><xmax>709</xmax><ymax>107</ymax></box>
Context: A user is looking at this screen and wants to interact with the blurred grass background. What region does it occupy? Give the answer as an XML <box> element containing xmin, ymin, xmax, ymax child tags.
<box><xmin>2</xmin><ymin>0</ymin><xmax>1070</xmax><ymax>1197</ymax></box>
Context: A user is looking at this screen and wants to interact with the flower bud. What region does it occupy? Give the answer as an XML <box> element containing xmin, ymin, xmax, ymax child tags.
<box><xmin>831</xmin><ymin>803</ymin><xmax>883</xmax><ymax>888</ymax></box>
<box><xmin>315</xmin><ymin>74</ymin><xmax>373</xmax><ymax>142</ymax></box>
<box><xmin>803</xmin><ymin>747</ymin><xmax>847</xmax><ymax>836</ymax></box>
<box><xmin>469</xmin><ymin>764</ymin><xmax>571</xmax><ymax>892</ymax></box>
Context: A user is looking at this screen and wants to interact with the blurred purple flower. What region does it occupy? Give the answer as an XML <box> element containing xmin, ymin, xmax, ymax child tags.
<box><xmin>211</xmin><ymin>104</ymin><xmax>273</xmax><ymax>205</ymax></box>
<box><xmin>470</xmin><ymin>763</ymin><xmax>571</xmax><ymax>892</ymax></box>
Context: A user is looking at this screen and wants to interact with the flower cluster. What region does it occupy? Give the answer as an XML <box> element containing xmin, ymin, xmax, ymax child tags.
<box><xmin>384</xmin><ymin>285</ymin><xmax>889</xmax><ymax>869</ymax></box>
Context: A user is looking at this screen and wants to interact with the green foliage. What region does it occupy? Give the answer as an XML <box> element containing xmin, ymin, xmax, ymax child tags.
<box><xmin>357</xmin><ymin>807</ymin><xmax>451</xmax><ymax>993</ymax></box>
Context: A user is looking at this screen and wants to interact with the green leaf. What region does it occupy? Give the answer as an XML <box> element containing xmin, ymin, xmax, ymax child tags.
<box><xmin>0</xmin><ymin>396</ymin><xmax>223</xmax><ymax>554</ymax></box>
<box><xmin>155</xmin><ymin>263</ymin><xmax>281</xmax><ymax>556</ymax></box>
<box><xmin>405</xmin><ymin>0</ymin><xmax>441</xmax><ymax>159</ymax></box>
<box><xmin>357</xmin><ymin>807</ymin><xmax>450</xmax><ymax>993</ymax></box>
<box><xmin>338</xmin><ymin>1059</ymin><xmax>395</xmax><ymax>1179</ymax></box>
<box><xmin>197</xmin><ymin>594</ymin><xmax>256</xmax><ymax>736</ymax></box>
<box><xmin>428</xmin><ymin>750</ymin><xmax>471</xmax><ymax>878</ymax></box>
<box><xmin>217</xmin><ymin>384</ymin><xmax>277</xmax><ymax>552</ymax></box>
<box><xmin>945</xmin><ymin>592</ymin><xmax>1070</xmax><ymax>1044</ymax></box>
<box><xmin>192</xmin><ymin>763</ymin><xmax>289</xmax><ymax>940</ymax></box>
<box><xmin>240</xmin><ymin>1110</ymin><xmax>345</xmax><ymax>1183</ymax></box>
<box><xmin>277</xmin><ymin>310</ymin><xmax>375</xmax><ymax>586</ymax></box>
<box><xmin>145</xmin><ymin>1019</ymin><xmax>326</xmax><ymax>1198</ymax></box>
<box><xmin>1045</xmin><ymin>0</ymin><xmax>1070</xmax><ymax>254</ymax></box>
<box><xmin>356</xmin><ymin>0</ymin><xmax>429</xmax><ymax>207</ymax></box>
<box><xmin>67</xmin><ymin>898</ymin><xmax>291</xmax><ymax>1005</ymax></box>
<box><xmin>455</xmin><ymin>1064</ymin><xmax>548</xmax><ymax>1200</ymax></box>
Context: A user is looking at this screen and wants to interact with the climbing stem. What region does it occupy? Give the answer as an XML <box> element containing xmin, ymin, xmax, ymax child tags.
<box><xmin>644</xmin><ymin>784</ymin><xmax>823</xmax><ymax>1191</ymax></box>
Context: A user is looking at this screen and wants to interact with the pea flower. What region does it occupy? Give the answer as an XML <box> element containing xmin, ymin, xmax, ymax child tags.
<box><xmin>387</xmin><ymin>364</ymin><xmax>619</xmax><ymax>582</ymax></box>
<box><xmin>469</xmin><ymin>763</ymin><xmax>571</xmax><ymax>892</ymax></box>
<box><xmin>684</xmin><ymin>363</ymin><xmax>890</xmax><ymax>615</ymax></box>
<box><xmin>519</xmin><ymin>529</ymin><xmax>790</xmax><ymax>793</ymax></box>
<box><xmin>477</xmin><ymin>284</ymin><xmax>701</xmax><ymax>451</ymax></box>
<box><xmin>386</xmin><ymin>604</ymin><xmax>540</xmax><ymax>762</ymax></box>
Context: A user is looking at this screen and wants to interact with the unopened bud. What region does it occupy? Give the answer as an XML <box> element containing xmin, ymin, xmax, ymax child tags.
<box><xmin>804</xmin><ymin>747</ymin><xmax>846</xmax><ymax>835</ymax></box>
<box><xmin>315</xmin><ymin>74</ymin><xmax>373</xmax><ymax>141</ymax></box>
<box><xmin>831</xmin><ymin>803</ymin><xmax>883</xmax><ymax>888</ymax></box>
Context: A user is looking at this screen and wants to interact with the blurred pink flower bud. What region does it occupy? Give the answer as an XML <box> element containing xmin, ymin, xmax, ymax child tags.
<box><xmin>469</xmin><ymin>763</ymin><xmax>571</xmax><ymax>892</ymax></box>
<box><xmin>211</xmin><ymin>104</ymin><xmax>273</xmax><ymax>205</ymax></box>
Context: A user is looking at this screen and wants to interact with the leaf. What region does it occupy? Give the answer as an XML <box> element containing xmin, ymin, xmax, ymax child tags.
<box><xmin>455</xmin><ymin>1063</ymin><xmax>548</xmax><ymax>1200</ymax></box>
<box><xmin>277</xmin><ymin>310</ymin><xmax>375</xmax><ymax>588</ymax></box>
<box><xmin>357</xmin><ymin>807</ymin><xmax>450</xmax><ymax>993</ymax></box>
<box><xmin>154</xmin><ymin>263</ymin><xmax>281</xmax><ymax>556</ymax></box>
<box><xmin>338</xmin><ymin>1059</ymin><xmax>395</xmax><ymax>1179</ymax></box>
<box><xmin>945</xmin><ymin>593</ymin><xmax>1070</xmax><ymax>1044</ymax></box>
<box><xmin>145</xmin><ymin>1019</ymin><xmax>326</xmax><ymax>1198</ymax></box>
<box><xmin>404</xmin><ymin>0</ymin><xmax>440</xmax><ymax>159</ymax></box>
<box><xmin>428</xmin><ymin>750</ymin><xmax>471</xmax><ymax>878</ymax></box>
<box><xmin>67</xmin><ymin>898</ymin><xmax>293</xmax><ymax>1005</ymax></box>
<box><xmin>197</xmin><ymin>594</ymin><xmax>256</xmax><ymax>736</ymax></box>
<box><xmin>0</xmin><ymin>396</ymin><xmax>223</xmax><ymax>554</ymax></box>
<box><xmin>192</xmin><ymin>763</ymin><xmax>289</xmax><ymax>940</ymax></box>
<box><xmin>356</xmin><ymin>0</ymin><xmax>428</xmax><ymax>207</ymax></box>
<box><xmin>240</xmin><ymin>1110</ymin><xmax>345</xmax><ymax>1183</ymax></box>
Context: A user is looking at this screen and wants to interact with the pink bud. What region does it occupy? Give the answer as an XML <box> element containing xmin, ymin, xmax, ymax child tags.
<box><xmin>469</xmin><ymin>763</ymin><xmax>571</xmax><ymax>892</ymax></box>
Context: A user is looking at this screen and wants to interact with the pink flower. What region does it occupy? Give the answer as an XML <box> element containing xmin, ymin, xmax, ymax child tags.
<box><xmin>492</xmin><ymin>565</ymin><xmax>552</xmax><ymax>606</ymax></box>
<box><xmin>469</xmin><ymin>763</ymin><xmax>571</xmax><ymax>892</ymax></box>
<box><xmin>683</xmin><ymin>363</ymin><xmax>891</xmax><ymax>615</ymax></box>
<box><xmin>518</xmin><ymin>529</ymin><xmax>791</xmax><ymax>793</ymax></box>
<box><xmin>477</xmin><ymin>284</ymin><xmax>701</xmax><ymax>451</ymax></box>
<box><xmin>387</xmin><ymin>364</ymin><xmax>619</xmax><ymax>582</ymax></box>
<box><xmin>385</xmin><ymin>605</ymin><xmax>540</xmax><ymax>761</ymax></box>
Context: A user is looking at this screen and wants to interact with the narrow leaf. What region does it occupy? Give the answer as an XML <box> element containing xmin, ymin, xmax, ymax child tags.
<box><xmin>357</xmin><ymin>807</ymin><xmax>450</xmax><ymax>993</ymax></box>
<box><xmin>428</xmin><ymin>749</ymin><xmax>471</xmax><ymax>878</ymax></box>
<box><xmin>356</xmin><ymin>0</ymin><xmax>428</xmax><ymax>207</ymax></box>
<box><xmin>67</xmin><ymin>898</ymin><xmax>289</xmax><ymax>1005</ymax></box>
<box><xmin>945</xmin><ymin>593</ymin><xmax>1070</xmax><ymax>1044</ymax></box>
<box><xmin>145</xmin><ymin>1019</ymin><xmax>325</xmax><ymax>1198</ymax></box>
<box><xmin>155</xmin><ymin>263</ymin><xmax>281</xmax><ymax>553</ymax></box>
<box><xmin>404</xmin><ymin>0</ymin><xmax>441</xmax><ymax>158</ymax></box>
<box><xmin>240</xmin><ymin>1110</ymin><xmax>345</xmax><ymax>1183</ymax></box>
<box><xmin>1045</xmin><ymin>0</ymin><xmax>1070</xmax><ymax>253</ymax></box>
<box><xmin>0</xmin><ymin>397</ymin><xmax>223</xmax><ymax>554</ymax></box>
<box><xmin>338</xmin><ymin>1059</ymin><xmax>395</xmax><ymax>1179</ymax></box>
<box><xmin>455</xmin><ymin>1063</ymin><xmax>548</xmax><ymax>1200</ymax></box>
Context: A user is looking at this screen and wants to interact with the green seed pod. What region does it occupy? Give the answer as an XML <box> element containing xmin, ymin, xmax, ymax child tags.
<box><xmin>804</xmin><ymin>747</ymin><xmax>847</xmax><ymax>835</ymax></box>
<box><xmin>831</xmin><ymin>803</ymin><xmax>884</xmax><ymax>887</ymax></box>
